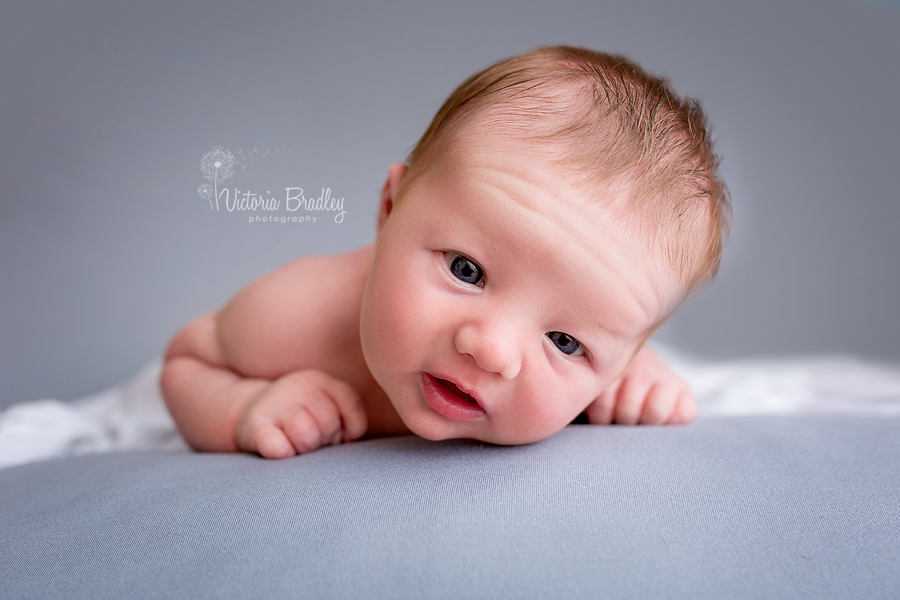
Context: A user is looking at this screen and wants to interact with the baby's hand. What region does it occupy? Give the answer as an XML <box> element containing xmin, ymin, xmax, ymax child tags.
<box><xmin>584</xmin><ymin>346</ymin><xmax>696</xmax><ymax>425</ymax></box>
<box><xmin>235</xmin><ymin>370</ymin><xmax>368</xmax><ymax>458</ymax></box>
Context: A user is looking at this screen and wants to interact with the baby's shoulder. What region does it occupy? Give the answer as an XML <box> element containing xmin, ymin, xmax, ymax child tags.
<box><xmin>276</xmin><ymin>245</ymin><xmax>373</xmax><ymax>286</ymax></box>
<box><xmin>216</xmin><ymin>246</ymin><xmax>373</xmax><ymax>378</ymax></box>
<box><xmin>247</xmin><ymin>245</ymin><xmax>373</xmax><ymax>301</ymax></box>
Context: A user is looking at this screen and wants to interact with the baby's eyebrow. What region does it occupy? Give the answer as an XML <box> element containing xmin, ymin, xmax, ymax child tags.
<box><xmin>566</xmin><ymin>301</ymin><xmax>652</xmax><ymax>357</ymax></box>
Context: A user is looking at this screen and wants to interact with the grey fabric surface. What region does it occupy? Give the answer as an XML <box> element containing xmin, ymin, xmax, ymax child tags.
<box><xmin>1</xmin><ymin>417</ymin><xmax>898</xmax><ymax>599</ymax></box>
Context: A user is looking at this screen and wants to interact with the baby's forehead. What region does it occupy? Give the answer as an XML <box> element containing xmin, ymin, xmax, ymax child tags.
<box><xmin>441</xmin><ymin>127</ymin><xmax>644</xmax><ymax>230</ymax></box>
<box><xmin>417</xmin><ymin>158</ymin><xmax>678</xmax><ymax>336</ymax></box>
<box><xmin>413</xmin><ymin>118</ymin><xmax>677</xmax><ymax>266</ymax></box>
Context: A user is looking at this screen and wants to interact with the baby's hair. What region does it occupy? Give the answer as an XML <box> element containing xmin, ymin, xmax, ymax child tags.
<box><xmin>400</xmin><ymin>45</ymin><xmax>730</xmax><ymax>306</ymax></box>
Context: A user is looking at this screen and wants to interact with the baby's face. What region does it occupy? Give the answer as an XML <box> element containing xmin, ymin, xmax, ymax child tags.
<box><xmin>360</xmin><ymin>136</ymin><xmax>678</xmax><ymax>445</ymax></box>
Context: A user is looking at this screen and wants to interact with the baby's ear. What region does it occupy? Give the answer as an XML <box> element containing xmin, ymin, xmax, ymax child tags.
<box><xmin>377</xmin><ymin>163</ymin><xmax>408</xmax><ymax>231</ymax></box>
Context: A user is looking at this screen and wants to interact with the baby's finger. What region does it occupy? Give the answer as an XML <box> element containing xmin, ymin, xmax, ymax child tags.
<box><xmin>613</xmin><ymin>377</ymin><xmax>652</xmax><ymax>425</ymax></box>
<box><xmin>584</xmin><ymin>386</ymin><xmax>618</xmax><ymax>425</ymax></box>
<box><xmin>280</xmin><ymin>405</ymin><xmax>324</xmax><ymax>454</ymax></box>
<box><xmin>318</xmin><ymin>375</ymin><xmax>368</xmax><ymax>441</ymax></box>
<box><xmin>667</xmin><ymin>390</ymin><xmax>698</xmax><ymax>424</ymax></box>
<box><xmin>298</xmin><ymin>390</ymin><xmax>343</xmax><ymax>447</ymax></box>
<box><xmin>638</xmin><ymin>383</ymin><xmax>678</xmax><ymax>425</ymax></box>
<box><xmin>243</xmin><ymin>422</ymin><xmax>297</xmax><ymax>460</ymax></box>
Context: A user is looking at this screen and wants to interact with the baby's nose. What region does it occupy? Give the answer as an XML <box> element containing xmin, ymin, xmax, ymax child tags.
<box><xmin>454</xmin><ymin>322</ymin><xmax>522</xmax><ymax>380</ymax></box>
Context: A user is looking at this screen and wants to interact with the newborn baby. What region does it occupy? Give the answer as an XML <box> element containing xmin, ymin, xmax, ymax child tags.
<box><xmin>161</xmin><ymin>45</ymin><xmax>730</xmax><ymax>458</ymax></box>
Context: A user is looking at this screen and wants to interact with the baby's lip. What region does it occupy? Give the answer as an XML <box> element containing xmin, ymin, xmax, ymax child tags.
<box><xmin>422</xmin><ymin>373</ymin><xmax>486</xmax><ymax>420</ymax></box>
<box><xmin>431</xmin><ymin>374</ymin><xmax>482</xmax><ymax>407</ymax></box>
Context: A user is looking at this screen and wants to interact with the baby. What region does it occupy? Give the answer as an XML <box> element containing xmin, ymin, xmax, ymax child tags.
<box><xmin>160</xmin><ymin>45</ymin><xmax>729</xmax><ymax>458</ymax></box>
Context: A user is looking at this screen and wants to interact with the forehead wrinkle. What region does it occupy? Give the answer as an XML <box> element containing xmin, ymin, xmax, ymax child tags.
<box><xmin>446</xmin><ymin>118</ymin><xmax>681</xmax><ymax>292</ymax></box>
<box><xmin>453</xmin><ymin>156</ymin><xmax>662</xmax><ymax>341</ymax></box>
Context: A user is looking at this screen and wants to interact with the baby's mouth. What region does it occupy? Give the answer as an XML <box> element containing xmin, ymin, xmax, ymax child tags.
<box><xmin>433</xmin><ymin>376</ymin><xmax>481</xmax><ymax>408</ymax></box>
<box><xmin>421</xmin><ymin>373</ymin><xmax>486</xmax><ymax>421</ymax></box>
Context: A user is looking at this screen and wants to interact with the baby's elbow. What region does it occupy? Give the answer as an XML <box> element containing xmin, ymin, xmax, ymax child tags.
<box><xmin>158</xmin><ymin>354</ymin><xmax>191</xmax><ymax>411</ymax></box>
<box><xmin>164</xmin><ymin>313</ymin><xmax>224</xmax><ymax>363</ymax></box>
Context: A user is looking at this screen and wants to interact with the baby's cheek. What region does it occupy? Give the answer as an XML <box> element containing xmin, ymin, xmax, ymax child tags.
<box><xmin>368</xmin><ymin>290</ymin><xmax>429</xmax><ymax>371</ymax></box>
<box><xmin>384</xmin><ymin>309</ymin><xmax>423</xmax><ymax>366</ymax></box>
<box><xmin>520</xmin><ymin>381</ymin><xmax>594</xmax><ymax>436</ymax></box>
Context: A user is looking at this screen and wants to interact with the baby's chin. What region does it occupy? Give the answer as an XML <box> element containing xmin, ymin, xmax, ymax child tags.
<box><xmin>405</xmin><ymin>418</ymin><xmax>564</xmax><ymax>447</ymax></box>
<box><xmin>401</xmin><ymin>418</ymin><xmax>466</xmax><ymax>443</ymax></box>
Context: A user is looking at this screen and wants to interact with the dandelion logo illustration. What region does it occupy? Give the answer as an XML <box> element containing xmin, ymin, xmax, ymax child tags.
<box><xmin>199</xmin><ymin>147</ymin><xmax>236</xmax><ymax>210</ymax></box>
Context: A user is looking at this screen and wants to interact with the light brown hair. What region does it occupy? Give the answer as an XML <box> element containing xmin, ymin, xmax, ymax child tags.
<box><xmin>400</xmin><ymin>45</ymin><xmax>730</xmax><ymax>303</ymax></box>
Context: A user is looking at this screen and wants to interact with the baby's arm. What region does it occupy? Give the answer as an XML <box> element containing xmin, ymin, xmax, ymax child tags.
<box><xmin>161</xmin><ymin>313</ymin><xmax>266</xmax><ymax>453</ymax></box>
<box><xmin>161</xmin><ymin>316</ymin><xmax>366</xmax><ymax>457</ymax></box>
<box><xmin>584</xmin><ymin>346</ymin><xmax>696</xmax><ymax>425</ymax></box>
<box><xmin>160</xmin><ymin>256</ymin><xmax>369</xmax><ymax>457</ymax></box>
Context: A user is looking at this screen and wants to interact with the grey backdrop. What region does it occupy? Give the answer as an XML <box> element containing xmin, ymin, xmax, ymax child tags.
<box><xmin>1</xmin><ymin>0</ymin><xmax>898</xmax><ymax>408</ymax></box>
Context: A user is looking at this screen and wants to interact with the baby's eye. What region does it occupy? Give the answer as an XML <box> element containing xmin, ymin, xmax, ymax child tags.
<box><xmin>547</xmin><ymin>331</ymin><xmax>583</xmax><ymax>356</ymax></box>
<box><xmin>445</xmin><ymin>252</ymin><xmax>484</xmax><ymax>287</ymax></box>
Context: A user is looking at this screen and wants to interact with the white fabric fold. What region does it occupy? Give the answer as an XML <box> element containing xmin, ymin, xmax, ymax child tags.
<box><xmin>656</xmin><ymin>346</ymin><xmax>900</xmax><ymax>417</ymax></box>
<box><xmin>0</xmin><ymin>361</ymin><xmax>188</xmax><ymax>470</ymax></box>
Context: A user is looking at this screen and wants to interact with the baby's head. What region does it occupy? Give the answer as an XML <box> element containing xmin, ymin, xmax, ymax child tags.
<box><xmin>360</xmin><ymin>45</ymin><xmax>729</xmax><ymax>445</ymax></box>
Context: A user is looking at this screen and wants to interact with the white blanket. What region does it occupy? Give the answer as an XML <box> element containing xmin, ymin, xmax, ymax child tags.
<box><xmin>0</xmin><ymin>361</ymin><xmax>189</xmax><ymax>470</ymax></box>
<box><xmin>2</xmin><ymin>347</ymin><xmax>900</xmax><ymax>470</ymax></box>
